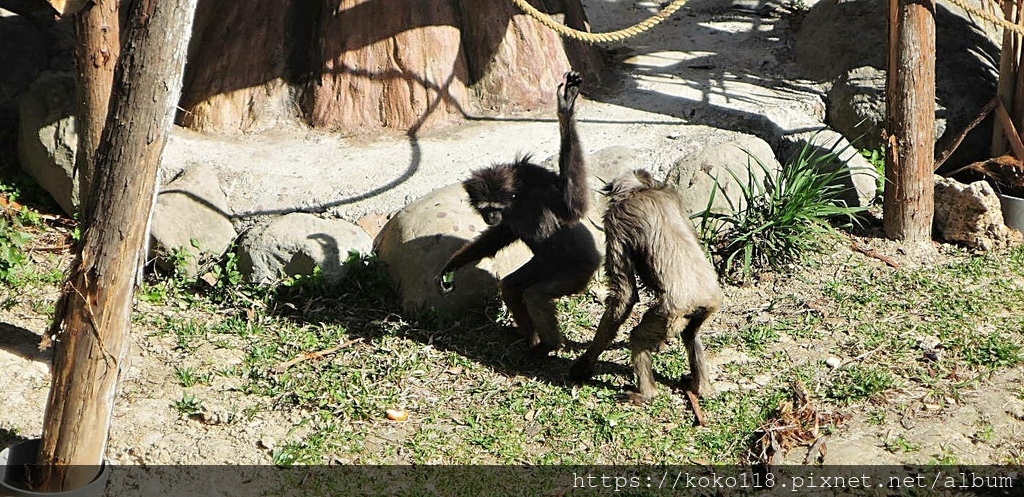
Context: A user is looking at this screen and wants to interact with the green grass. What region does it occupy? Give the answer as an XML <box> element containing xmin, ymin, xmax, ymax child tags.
<box><xmin>4</xmin><ymin>189</ymin><xmax>1024</xmax><ymax>466</ymax></box>
<box><xmin>695</xmin><ymin>136</ymin><xmax>868</xmax><ymax>280</ymax></box>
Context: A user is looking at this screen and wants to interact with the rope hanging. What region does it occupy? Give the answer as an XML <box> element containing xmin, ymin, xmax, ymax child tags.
<box><xmin>511</xmin><ymin>0</ymin><xmax>1024</xmax><ymax>41</ymax></box>
<box><xmin>507</xmin><ymin>0</ymin><xmax>690</xmax><ymax>44</ymax></box>
<box><xmin>943</xmin><ymin>0</ymin><xmax>1024</xmax><ymax>35</ymax></box>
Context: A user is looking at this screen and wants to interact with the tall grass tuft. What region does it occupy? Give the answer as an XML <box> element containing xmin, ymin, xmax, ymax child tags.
<box><xmin>695</xmin><ymin>137</ymin><xmax>868</xmax><ymax>280</ymax></box>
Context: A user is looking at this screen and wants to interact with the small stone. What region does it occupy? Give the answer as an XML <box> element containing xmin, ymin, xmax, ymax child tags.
<box><xmin>825</xmin><ymin>357</ymin><xmax>842</xmax><ymax>368</ymax></box>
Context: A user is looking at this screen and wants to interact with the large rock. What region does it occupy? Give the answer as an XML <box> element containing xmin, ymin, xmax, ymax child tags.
<box><xmin>796</xmin><ymin>0</ymin><xmax>998</xmax><ymax>168</ymax></box>
<box><xmin>17</xmin><ymin>71</ymin><xmax>77</xmax><ymax>214</ymax></box>
<box><xmin>934</xmin><ymin>176</ymin><xmax>1021</xmax><ymax>250</ymax></box>
<box><xmin>149</xmin><ymin>165</ymin><xmax>237</xmax><ymax>276</ymax></box>
<box><xmin>664</xmin><ymin>133</ymin><xmax>782</xmax><ymax>215</ymax></box>
<box><xmin>237</xmin><ymin>213</ymin><xmax>373</xmax><ymax>285</ymax></box>
<box><xmin>379</xmin><ymin>147</ymin><xmax>638</xmax><ymax>315</ymax></box>
<box><xmin>826</xmin><ymin>66</ymin><xmax>946</xmax><ymax>152</ymax></box>
<box><xmin>376</xmin><ymin>183</ymin><xmax>534</xmax><ymax>315</ymax></box>
<box><xmin>0</xmin><ymin>11</ymin><xmax>48</xmax><ymax>115</ymax></box>
<box><xmin>781</xmin><ymin>129</ymin><xmax>880</xmax><ymax>208</ymax></box>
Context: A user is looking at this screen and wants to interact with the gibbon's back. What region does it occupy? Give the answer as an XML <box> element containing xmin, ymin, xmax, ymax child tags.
<box><xmin>604</xmin><ymin>183</ymin><xmax>722</xmax><ymax>312</ymax></box>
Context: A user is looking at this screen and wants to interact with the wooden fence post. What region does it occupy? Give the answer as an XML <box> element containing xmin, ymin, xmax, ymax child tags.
<box><xmin>884</xmin><ymin>0</ymin><xmax>937</xmax><ymax>241</ymax></box>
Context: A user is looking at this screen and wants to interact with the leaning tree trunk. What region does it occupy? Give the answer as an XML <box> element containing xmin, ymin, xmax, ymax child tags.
<box><xmin>178</xmin><ymin>0</ymin><xmax>603</xmax><ymax>134</ymax></box>
<box><xmin>884</xmin><ymin>0</ymin><xmax>936</xmax><ymax>241</ymax></box>
<box><xmin>35</xmin><ymin>0</ymin><xmax>198</xmax><ymax>491</ymax></box>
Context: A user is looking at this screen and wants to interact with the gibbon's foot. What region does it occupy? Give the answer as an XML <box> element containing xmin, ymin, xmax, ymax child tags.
<box><xmin>567</xmin><ymin>360</ymin><xmax>594</xmax><ymax>383</ymax></box>
<box><xmin>683</xmin><ymin>376</ymin><xmax>714</xmax><ymax>398</ymax></box>
<box><xmin>617</xmin><ymin>390</ymin><xmax>653</xmax><ymax>405</ymax></box>
<box><xmin>526</xmin><ymin>342</ymin><xmax>559</xmax><ymax>361</ymax></box>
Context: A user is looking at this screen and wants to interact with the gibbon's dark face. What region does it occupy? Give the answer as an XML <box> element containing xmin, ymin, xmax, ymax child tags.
<box><xmin>475</xmin><ymin>201</ymin><xmax>507</xmax><ymax>226</ymax></box>
<box><xmin>464</xmin><ymin>164</ymin><xmax>518</xmax><ymax>227</ymax></box>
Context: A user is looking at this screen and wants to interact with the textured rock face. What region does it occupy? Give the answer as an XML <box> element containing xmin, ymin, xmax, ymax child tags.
<box><xmin>934</xmin><ymin>176</ymin><xmax>1022</xmax><ymax>250</ymax></box>
<box><xmin>376</xmin><ymin>183</ymin><xmax>533</xmax><ymax>315</ymax></box>
<box><xmin>378</xmin><ymin>146</ymin><xmax>638</xmax><ymax>315</ymax></box>
<box><xmin>665</xmin><ymin>133</ymin><xmax>782</xmax><ymax>216</ymax></box>
<box><xmin>795</xmin><ymin>0</ymin><xmax>998</xmax><ymax>167</ymax></box>
<box><xmin>17</xmin><ymin>71</ymin><xmax>78</xmax><ymax>215</ymax></box>
<box><xmin>149</xmin><ymin>166</ymin><xmax>237</xmax><ymax>276</ymax></box>
<box><xmin>237</xmin><ymin>213</ymin><xmax>373</xmax><ymax>285</ymax></box>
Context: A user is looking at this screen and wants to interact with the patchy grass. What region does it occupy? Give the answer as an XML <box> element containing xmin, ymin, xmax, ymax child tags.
<box><xmin>3</xmin><ymin>196</ymin><xmax>1024</xmax><ymax>466</ymax></box>
<box><xmin>119</xmin><ymin>240</ymin><xmax>1024</xmax><ymax>465</ymax></box>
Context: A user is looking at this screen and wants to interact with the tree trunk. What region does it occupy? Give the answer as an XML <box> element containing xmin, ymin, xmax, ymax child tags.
<box><xmin>72</xmin><ymin>0</ymin><xmax>121</xmax><ymax>212</ymax></box>
<box><xmin>35</xmin><ymin>0</ymin><xmax>198</xmax><ymax>492</ymax></box>
<box><xmin>177</xmin><ymin>0</ymin><xmax>603</xmax><ymax>134</ymax></box>
<box><xmin>884</xmin><ymin>0</ymin><xmax>935</xmax><ymax>241</ymax></box>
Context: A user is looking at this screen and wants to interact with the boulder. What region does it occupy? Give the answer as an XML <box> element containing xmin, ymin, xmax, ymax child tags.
<box><xmin>237</xmin><ymin>213</ymin><xmax>373</xmax><ymax>285</ymax></box>
<box><xmin>149</xmin><ymin>165</ymin><xmax>237</xmax><ymax>276</ymax></box>
<box><xmin>781</xmin><ymin>129</ymin><xmax>880</xmax><ymax>208</ymax></box>
<box><xmin>17</xmin><ymin>71</ymin><xmax>77</xmax><ymax>214</ymax></box>
<box><xmin>664</xmin><ymin>133</ymin><xmax>782</xmax><ymax>216</ymax></box>
<box><xmin>796</xmin><ymin>0</ymin><xmax>998</xmax><ymax>168</ymax></box>
<box><xmin>934</xmin><ymin>176</ymin><xmax>1022</xmax><ymax>250</ymax></box>
<box><xmin>376</xmin><ymin>183</ymin><xmax>533</xmax><ymax>315</ymax></box>
<box><xmin>827</xmin><ymin>66</ymin><xmax>946</xmax><ymax>154</ymax></box>
<box><xmin>0</xmin><ymin>11</ymin><xmax>47</xmax><ymax>115</ymax></box>
<box><xmin>379</xmin><ymin>146</ymin><xmax>637</xmax><ymax>315</ymax></box>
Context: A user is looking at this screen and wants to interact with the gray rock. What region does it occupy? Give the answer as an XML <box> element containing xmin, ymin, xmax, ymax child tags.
<box><xmin>781</xmin><ymin>129</ymin><xmax>880</xmax><ymax>208</ymax></box>
<box><xmin>378</xmin><ymin>147</ymin><xmax>637</xmax><ymax>316</ymax></box>
<box><xmin>17</xmin><ymin>71</ymin><xmax>78</xmax><ymax>214</ymax></box>
<box><xmin>934</xmin><ymin>175</ymin><xmax>1022</xmax><ymax>250</ymax></box>
<box><xmin>796</xmin><ymin>0</ymin><xmax>998</xmax><ymax>167</ymax></box>
<box><xmin>664</xmin><ymin>133</ymin><xmax>781</xmax><ymax>216</ymax></box>
<box><xmin>149</xmin><ymin>166</ymin><xmax>237</xmax><ymax>276</ymax></box>
<box><xmin>237</xmin><ymin>213</ymin><xmax>373</xmax><ymax>285</ymax></box>
<box><xmin>376</xmin><ymin>183</ymin><xmax>533</xmax><ymax>315</ymax></box>
<box><xmin>827</xmin><ymin>66</ymin><xmax>945</xmax><ymax>153</ymax></box>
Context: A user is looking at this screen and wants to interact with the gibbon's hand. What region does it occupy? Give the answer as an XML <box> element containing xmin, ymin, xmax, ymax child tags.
<box><xmin>557</xmin><ymin>71</ymin><xmax>582</xmax><ymax>113</ymax></box>
<box><xmin>435</xmin><ymin>271</ymin><xmax>455</xmax><ymax>295</ymax></box>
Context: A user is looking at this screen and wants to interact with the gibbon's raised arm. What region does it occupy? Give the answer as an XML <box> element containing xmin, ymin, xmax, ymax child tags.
<box><xmin>555</xmin><ymin>71</ymin><xmax>588</xmax><ymax>222</ymax></box>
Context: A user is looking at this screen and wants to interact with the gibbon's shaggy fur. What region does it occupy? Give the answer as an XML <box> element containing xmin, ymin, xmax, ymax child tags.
<box><xmin>436</xmin><ymin>71</ymin><xmax>600</xmax><ymax>357</ymax></box>
<box><xmin>570</xmin><ymin>169</ymin><xmax>723</xmax><ymax>403</ymax></box>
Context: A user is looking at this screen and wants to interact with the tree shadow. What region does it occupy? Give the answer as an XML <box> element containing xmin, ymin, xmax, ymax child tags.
<box><xmin>0</xmin><ymin>322</ymin><xmax>50</xmax><ymax>364</ymax></box>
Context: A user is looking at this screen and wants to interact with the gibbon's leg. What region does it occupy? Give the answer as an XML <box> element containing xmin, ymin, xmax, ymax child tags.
<box><xmin>626</xmin><ymin>305</ymin><xmax>671</xmax><ymax>404</ymax></box>
<box><xmin>568</xmin><ymin>283</ymin><xmax>637</xmax><ymax>381</ymax></box>
<box><xmin>520</xmin><ymin>258</ymin><xmax>595</xmax><ymax>357</ymax></box>
<box><xmin>676</xmin><ymin>306</ymin><xmax>715</xmax><ymax>397</ymax></box>
<box><xmin>498</xmin><ymin>275</ymin><xmax>538</xmax><ymax>346</ymax></box>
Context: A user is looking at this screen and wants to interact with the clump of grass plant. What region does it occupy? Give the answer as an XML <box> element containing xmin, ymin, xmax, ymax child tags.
<box><xmin>696</xmin><ymin>137</ymin><xmax>868</xmax><ymax>280</ymax></box>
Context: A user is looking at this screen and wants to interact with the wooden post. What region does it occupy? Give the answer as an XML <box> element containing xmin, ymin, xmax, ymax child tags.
<box><xmin>884</xmin><ymin>0</ymin><xmax>936</xmax><ymax>241</ymax></box>
<box><xmin>72</xmin><ymin>0</ymin><xmax>120</xmax><ymax>212</ymax></box>
<box><xmin>993</xmin><ymin>0</ymin><xmax>1020</xmax><ymax>156</ymax></box>
<box><xmin>34</xmin><ymin>0</ymin><xmax>198</xmax><ymax>491</ymax></box>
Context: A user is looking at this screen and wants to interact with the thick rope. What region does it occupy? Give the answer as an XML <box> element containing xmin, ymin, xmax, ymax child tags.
<box><xmin>511</xmin><ymin>0</ymin><xmax>1024</xmax><ymax>41</ymax></box>
<box><xmin>508</xmin><ymin>0</ymin><xmax>690</xmax><ymax>44</ymax></box>
<box><xmin>944</xmin><ymin>0</ymin><xmax>1024</xmax><ymax>35</ymax></box>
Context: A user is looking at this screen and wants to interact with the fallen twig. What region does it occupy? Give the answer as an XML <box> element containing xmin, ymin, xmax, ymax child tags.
<box><xmin>934</xmin><ymin>97</ymin><xmax>998</xmax><ymax>171</ymax></box>
<box><xmin>851</xmin><ymin>242</ymin><xmax>901</xmax><ymax>269</ymax></box>
<box><xmin>836</xmin><ymin>345</ymin><xmax>885</xmax><ymax>370</ymax></box>
<box><xmin>272</xmin><ymin>337</ymin><xmax>363</xmax><ymax>373</ymax></box>
<box><xmin>803</xmin><ymin>437</ymin><xmax>827</xmax><ymax>464</ymax></box>
<box><xmin>684</xmin><ymin>389</ymin><xmax>707</xmax><ymax>427</ymax></box>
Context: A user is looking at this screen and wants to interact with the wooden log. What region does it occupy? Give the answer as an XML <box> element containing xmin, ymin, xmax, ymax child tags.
<box><xmin>884</xmin><ymin>0</ymin><xmax>936</xmax><ymax>241</ymax></box>
<box><xmin>72</xmin><ymin>0</ymin><xmax>121</xmax><ymax>212</ymax></box>
<box><xmin>34</xmin><ymin>0</ymin><xmax>198</xmax><ymax>491</ymax></box>
<box><xmin>992</xmin><ymin>0</ymin><xmax>1020</xmax><ymax>156</ymax></box>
